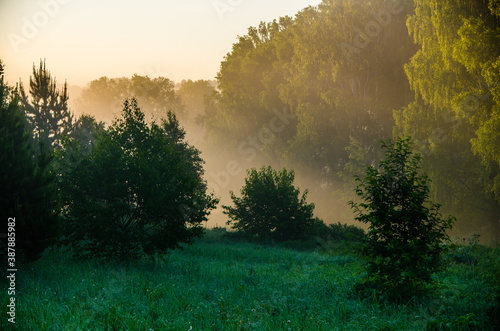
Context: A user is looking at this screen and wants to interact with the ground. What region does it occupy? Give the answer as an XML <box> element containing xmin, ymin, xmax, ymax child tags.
<box><xmin>1</xmin><ymin>231</ymin><xmax>498</xmax><ymax>330</ymax></box>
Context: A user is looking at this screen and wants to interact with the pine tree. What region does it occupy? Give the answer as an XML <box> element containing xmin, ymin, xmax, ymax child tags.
<box><xmin>0</xmin><ymin>60</ymin><xmax>58</xmax><ymax>262</ymax></box>
<box><xmin>19</xmin><ymin>59</ymin><xmax>73</xmax><ymax>152</ymax></box>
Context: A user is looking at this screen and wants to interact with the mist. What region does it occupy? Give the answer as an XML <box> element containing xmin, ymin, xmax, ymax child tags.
<box><xmin>3</xmin><ymin>1</ymin><xmax>500</xmax><ymax>329</ymax></box>
<box><xmin>3</xmin><ymin>0</ymin><xmax>499</xmax><ymax>246</ymax></box>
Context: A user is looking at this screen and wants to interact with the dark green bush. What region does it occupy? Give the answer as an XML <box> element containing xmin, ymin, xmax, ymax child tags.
<box><xmin>449</xmin><ymin>236</ymin><xmax>500</xmax><ymax>328</ymax></box>
<box><xmin>202</xmin><ymin>227</ymin><xmax>229</xmax><ymax>242</ymax></box>
<box><xmin>327</xmin><ymin>222</ymin><xmax>365</xmax><ymax>242</ymax></box>
<box><xmin>223</xmin><ymin>166</ymin><xmax>315</xmax><ymax>242</ymax></box>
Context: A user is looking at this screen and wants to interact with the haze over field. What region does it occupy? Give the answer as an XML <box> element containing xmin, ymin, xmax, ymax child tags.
<box><xmin>1</xmin><ymin>0</ymin><xmax>499</xmax><ymax>244</ymax></box>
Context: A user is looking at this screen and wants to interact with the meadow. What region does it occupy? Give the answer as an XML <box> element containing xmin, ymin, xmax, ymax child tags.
<box><xmin>1</xmin><ymin>230</ymin><xmax>498</xmax><ymax>330</ymax></box>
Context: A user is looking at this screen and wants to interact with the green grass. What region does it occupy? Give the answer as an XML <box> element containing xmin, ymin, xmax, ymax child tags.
<box><xmin>1</xmin><ymin>233</ymin><xmax>498</xmax><ymax>330</ymax></box>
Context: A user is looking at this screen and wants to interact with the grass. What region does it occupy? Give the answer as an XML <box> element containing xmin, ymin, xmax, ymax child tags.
<box><xmin>1</xmin><ymin>231</ymin><xmax>498</xmax><ymax>330</ymax></box>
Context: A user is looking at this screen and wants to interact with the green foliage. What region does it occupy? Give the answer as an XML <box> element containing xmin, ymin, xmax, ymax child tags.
<box><xmin>205</xmin><ymin>0</ymin><xmax>415</xmax><ymax>189</ymax></box>
<box><xmin>223</xmin><ymin>166</ymin><xmax>315</xmax><ymax>242</ymax></box>
<box><xmin>398</xmin><ymin>0</ymin><xmax>500</xmax><ymax>242</ymax></box>
<box><xmin>350</xmin><ymin>137</ymin><xmax>455</xmax><ymax>300</ymax></box>
<box><xmin>176</xmin><ymin>79</ymin><xmax>216</xmax><ymax>124</ymax></box>
<box><xmin>58</xmin><ymin>98</ymin><xmax>218</xmax><ymax>260</ymax></box>
<box><xmin>306</xmin><ymin>219</ymin><xmax>365</xmax><ymax>242</ymax></box>
<box><xmin>446</xmin><ymin>234</ymin><xmax>500</xmax><ymax>328</ymax></box>
<box><xmin>327</xmin><ymin>222</ymin><xmax>366</xmax><ymax>243</ymax></box>
<box><xmin>0</xmin><ymin>60</ymin><xmax>58</xmax><ymax>262</ymax></box>
<box><xmin>69</xmin><ymin>113</ymin><xmax>105</xmax><ymax>155</ymax></box>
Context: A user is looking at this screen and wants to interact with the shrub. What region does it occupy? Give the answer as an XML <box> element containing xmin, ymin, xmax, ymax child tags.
<box><xmin>327</xmin><ymin>222</ymin><xmax>365</xmax><ymax>242</ymax></box>
<box><xmin>306</xmin><ymin>218</ymin><xmax>365</xmax><ymax>241</ymax></box>
<box><xmin>223</xmin><ymin>166</ymin><xmax>315</xmax><ymax>242</ymax></box>
<box><xmin>349</xmin><ymin>137</ymin><xmax>455</xmax><ymax>300</ymax></box>
<box><xmin>202</xmin><ymin>227</ymin><xmax>229</xmax><ymax>242</ymax></box>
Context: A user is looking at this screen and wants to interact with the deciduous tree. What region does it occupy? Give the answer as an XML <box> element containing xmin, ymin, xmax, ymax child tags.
<box><xmin>59</xmin><ymin>98</ymin><xmax>218</xmax><ymax>260</ymax></box>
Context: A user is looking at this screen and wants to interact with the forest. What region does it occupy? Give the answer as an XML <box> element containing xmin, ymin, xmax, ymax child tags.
<box><xmin>1</xmin><ymin>0</ymin><xmax>500</xmax><ymax>329</ymax></box>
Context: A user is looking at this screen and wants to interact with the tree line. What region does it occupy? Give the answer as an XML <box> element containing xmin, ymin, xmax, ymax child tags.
<box><xmin>0</xmin><ymin>60</ymin><xmax>218</xmax><ymax>262</ymax></box>
<box><xmin>202</xmin><ymin>0</ymin><xmax>500</xmax><ymax>243</ymax></box>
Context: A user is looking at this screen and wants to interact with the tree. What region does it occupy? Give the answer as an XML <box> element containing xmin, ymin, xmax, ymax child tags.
<box><xmin>74</xmin><ymin>74</ymin><xmax>183</xmax><ymax>124</ymax></box>
<box><xmin>19</xmin><ymin>59</ymin><xmax>73</xmax><ymax>152</ymax></box>
<box><xmin>350</xmin><ymin>137</ymin><xmax>454</xmax><ymax>299</ymax></box>
<box><xmin>59</xmin><ymin>98</ymin><xmax>218</xmax><ymax>260</ymax></box>
<box><xmin>398</xmin><ymin>0</ymin><xmax>500</xmax><ymax>241</ymax></box>
<box><xmin>70</xmin><ymin>113</ymin><xmax>105</xmax><ymax>155</ymax></box>
<box><xmin>224</xmin><ymin>166</ymin><xmax>315</xmax><ymax>241</ymax></box>
<box><xmin>177</xmin><ymin>79</ymin><xmax>216</xmax><ymax>123</ymax></box>
<box><xmin>202</xmin><ymin>1</ymin><xmax>417</xmax><ymax>223</ymax></box>
<box><xmin>0</xmin><ymin>60</ymin><xmax>58</xmax><ymax>262</ymax></box>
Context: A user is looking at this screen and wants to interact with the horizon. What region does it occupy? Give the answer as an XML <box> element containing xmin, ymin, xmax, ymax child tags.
<box><xmin>1</xmin><ymin>0</ymin><xmax>322</xmax><ymax>88</ymax></box>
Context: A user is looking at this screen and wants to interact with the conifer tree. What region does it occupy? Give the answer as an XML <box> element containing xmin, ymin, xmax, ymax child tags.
<box><xmin>350</xmin><ymin>137</ymin><xmax>454</xmax><ymax>299</ymax></box>
<box><xmin>0</xmin><ymin>60</ymin><xmax>58</xmax><ymax>262</ymax></box>
<box><xmin>19</xmin><ymin>59</ymin><xmax>73</xmax><ymax>152</ymax></box>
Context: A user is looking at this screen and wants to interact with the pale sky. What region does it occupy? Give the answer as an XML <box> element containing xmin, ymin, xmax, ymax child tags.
<box><xmin>0</xmin><ymin>0</ymin><xmax>322</xmax><ymax>87</ymax></box>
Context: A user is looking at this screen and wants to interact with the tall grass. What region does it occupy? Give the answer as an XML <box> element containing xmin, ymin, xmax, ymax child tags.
<box><xmin>1</xmin><ymin>231</ymin><xmax>498</xmax><ymax>330</ymax></box>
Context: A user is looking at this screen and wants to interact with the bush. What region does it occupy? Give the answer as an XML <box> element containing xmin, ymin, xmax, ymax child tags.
<box><xmin>350</xmin><ymin>137</ymin><xmax>455</xmax><ymax>300</ymax></box>
<box><xmin>306</xmin><ymin>219</ymin><xmax>365</xmax><ymax>254</ymax></box>
<box><xmin>201</xmin><ymin>227</ymin><xmax>229</xmax><ymax>242</ymax></box>
<box><xmin>447</xmin><ymin>235</ymin><xmax>500</xmax><ymax>328</ymax></box>
<box><xmin>306</xmin><ymin>218</ymin><xmax>365</xmax><ymax>242</ymax></box>
<box><xmin>58</xmin><ymin>99</ymin><xmax>218</xmax><ymax>260</ymax></box>
<box><xmin>223</xmin><ymin>166</ymin><xmax>315</xmax><ymax>242</ymax></box>
<box><xmin>327</xmin><ymin>222</ymin><xmax>365</xmax><ymax>242</ymax></box>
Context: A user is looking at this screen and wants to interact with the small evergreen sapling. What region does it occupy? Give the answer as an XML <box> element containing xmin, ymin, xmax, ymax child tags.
<box><xmin>350</xmin><ymin>137</ymin><xmax>455</xmax><ymax>299</ymax></box>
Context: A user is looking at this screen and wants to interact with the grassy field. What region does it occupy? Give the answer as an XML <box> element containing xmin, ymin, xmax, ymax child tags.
<box><xmin>1</xmin><ymin>231</ymin><xmax>498</xmax><ymax>330</ymax></box>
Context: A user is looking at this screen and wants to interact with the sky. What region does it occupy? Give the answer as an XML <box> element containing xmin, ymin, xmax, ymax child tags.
<box><xmin>0</xmin><ymin>0</ymin><xmax>322</xmax><ymax>87</ymax></box>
